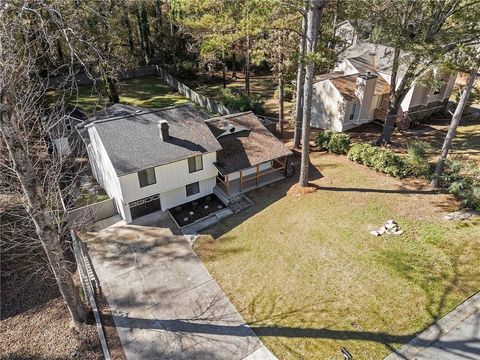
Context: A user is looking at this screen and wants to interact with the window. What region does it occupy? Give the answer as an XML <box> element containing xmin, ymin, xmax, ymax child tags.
<box><xmin>186</xmin><ymin>182</ymin><xmax>200</xmax><ymax>197</ymax></box>
<box><xmin>188</xmin><ymin>155</ymin><xmax>203</xmax><ymax>173</ymax></box>
<box><xmin>349</xmin><ymin>103</ymin><xmax>357</xmax><ymax>120</ymax></box>
<box><xmin>138</xmin><ymin>167</ymin><xmax>156</xmax><ymax>188</ymax></box>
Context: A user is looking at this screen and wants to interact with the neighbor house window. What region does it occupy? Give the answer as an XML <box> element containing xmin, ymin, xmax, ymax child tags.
<box><xmin>138</xmin><ymin>167</ymin><xmax>156</xmax><ymax>188</ymax></box>
<box><xmin>349</xmin><ymin>103</ymin><xmax>357</xmax><ymax>120</ymax></box>
<box><xmin>188</xmin><ymin>155</ymin><xmax>203</xmax><ymax>173</ymax></box>
<box><xmin>186</xmin><ymin>182</ymin><xmax>200</xmax><ymax>197</ymax></box>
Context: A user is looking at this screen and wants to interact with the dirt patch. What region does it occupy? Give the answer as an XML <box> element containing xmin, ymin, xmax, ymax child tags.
<box><xmin>287</xmin><ymin>182</ymin><xmax>319</xmax><ymax>195</ymax></box>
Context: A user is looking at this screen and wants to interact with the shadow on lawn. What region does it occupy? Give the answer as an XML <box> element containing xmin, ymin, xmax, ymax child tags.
<box><xmin>200</xmin><ymin>158</ymin><xmax>323</xmax><ymax>239</ymax></box>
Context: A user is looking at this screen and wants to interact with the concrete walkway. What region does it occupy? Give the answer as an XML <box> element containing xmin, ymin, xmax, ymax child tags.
<box><xmin>80</xmin><ymin>214</ymin><xmax>276</xmax><ymax>360</ymax></box>
<box><xmin>385</xmin><ymin>292</ymin><xmax>480</xmax><ymax>360</ymax></box>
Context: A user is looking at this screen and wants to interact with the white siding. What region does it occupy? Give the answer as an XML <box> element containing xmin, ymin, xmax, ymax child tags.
<box><xmin>118</xmin><ymin>152</ymin><xmax>218</xmax><ymax>204</ymax></box>
<box><xmin>311</xmin><ymin>80</ymin><xmax>346</xmax><ymax>131</ymax></box>
<box><xmin>86</xmin><ymin>127</ymin><xmax>126</xmax><ymax>219</ymax></box>
<box><xmin>161</xmin><ymin>177</ymin><xmax>216</xmax><ymax>210</ymax></box>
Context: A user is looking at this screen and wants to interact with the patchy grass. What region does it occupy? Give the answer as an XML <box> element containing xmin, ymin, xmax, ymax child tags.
<box><xmin>194</xmin><ymin>152</ymin><xmax>480</xmax><ymax>359</ymax></box>
<box><xmin>69</xmin><ymin>75</ymin><xmax>189</xmax><ymax>115</ymax></box>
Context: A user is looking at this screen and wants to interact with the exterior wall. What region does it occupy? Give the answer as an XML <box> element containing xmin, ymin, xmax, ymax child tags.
<box><xmin>227</xmin><ymin>162</ymin><xmax>272</xmax><ymax>181</ymax></box>
<box><xmin>86</xmin><ymin>128</ymin><xmax>126</xmax><ymax>220</ymax></box>
<box><xmin>355</xmin><ymin>76</ymin><xmax>377</xmax><ymax>119</ymax></box>
<box><xmin>161</xmin><ymin>177</ymin><xmax>216</xmax><ymax>210</ymax></box>
<box><xmin>118</xmin><ymin>151</ymin><xmax>218</xmax><ymax>204</ymax></box>
<box><xmin>117</xmin><ymin>151</ymin><xmax>218</xmax><ymax>223</ymax></box>
<box><xmin>311</xmin><ymin>80</ymin><xmax>346</xmax><ymax>131</ymax></box>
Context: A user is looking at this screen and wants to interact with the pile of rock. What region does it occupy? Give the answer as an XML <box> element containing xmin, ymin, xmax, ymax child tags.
<box><xmin>370</xmin><ymin>220</ymin><xmax>403</xmax><ymax>236</ymax></box>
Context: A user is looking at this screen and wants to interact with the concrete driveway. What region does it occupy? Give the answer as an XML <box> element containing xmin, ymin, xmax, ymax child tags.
<box><xmin>81</xmin><ymin>213</ymin><xmax>275</xmax><ymax>360</ymax></box>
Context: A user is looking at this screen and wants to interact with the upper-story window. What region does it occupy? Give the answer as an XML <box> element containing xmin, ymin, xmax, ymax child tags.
<box><xmin>138</xmin><ymin>167</ymin><xmax>156</xmax><ymax>188</ymax></box>
<box><xmin>188</xmin><ymin>155</ymin><xmax>203</xmax><ymax>173</ymax></box>
<box><xmin>349</xmin><ymin>102</ymin><xmax>357</xmax><ymax>120</ymax></box>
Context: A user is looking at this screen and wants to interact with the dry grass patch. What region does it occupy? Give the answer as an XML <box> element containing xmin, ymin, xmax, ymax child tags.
<box><xmin>194</xmin><ymin>153</ymin><xmax>480</xmax><ymax>359</ymax></box>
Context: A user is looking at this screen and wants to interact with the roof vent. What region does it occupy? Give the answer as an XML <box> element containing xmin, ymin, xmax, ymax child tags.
<box><xmin>158</xmin><ymin>120</ymin><xmax>169</xmax><ymax>141</ymax></box>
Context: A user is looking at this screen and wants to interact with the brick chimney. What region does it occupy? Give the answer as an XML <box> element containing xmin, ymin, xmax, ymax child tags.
<box><xmin>355</xmin><ymin>71</ymin><xmax>378</xmax><ymax>120</ymax></box>
<box><xmin>158</xmin><ymin>120</ymin><xmax>169</xmax><ymax>141</ymax></box>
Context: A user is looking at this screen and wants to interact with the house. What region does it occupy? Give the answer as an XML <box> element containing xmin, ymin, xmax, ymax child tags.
<box><xmin>45</xmin><ymin>106</ymin><xmax>87</xmax><ymax>156</ymax></box>
<box><xmin>82</xmin><ymin>103</ymin><xmax>291</xmax><ymax>223</ymax></box>
<box><xmin>312</xmin><ymin>35</ymin><xmax>456</xmax><ymax>131</ymax></box>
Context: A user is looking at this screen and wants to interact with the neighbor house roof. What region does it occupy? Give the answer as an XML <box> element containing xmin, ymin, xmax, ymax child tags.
<box><xmin>85</xmin><ymin>104</ymin><xmax>222</xmax><ymax>176</ymax></box>
<box><xmin>329</xmin><ymin>74</ymin><xmax>358</xmax><ymax>101</ymax></box>
<box><xmin>339</xmin><ymin>41</ymin><xmax>410</xmax><ymax>79</ymax></box>
<box><xmin>315</xmin><ymin>71</ymin><xmax>390</xmax><ymax>102</ymax></box>
<box><xmin>206</xmin><ymin>112</ymin><xmax>292</xmax><ymax>175</ymax></box>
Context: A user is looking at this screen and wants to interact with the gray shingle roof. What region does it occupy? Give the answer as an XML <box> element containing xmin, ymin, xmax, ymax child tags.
<box><xmin>86</xmin><ymin>104</ymin><xmax>222</xmax><ymax>176</ymax></box>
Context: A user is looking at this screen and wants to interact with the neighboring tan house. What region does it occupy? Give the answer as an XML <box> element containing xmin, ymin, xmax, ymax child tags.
<box><xmin>312</xmin><ymin>27</ymin><xmax>456</xmax><ymax>131</ymax></box>
<box><xmin>82</xmin><ymin>103</ymin><xmax>290</xmax><ymax>223</ymax></box>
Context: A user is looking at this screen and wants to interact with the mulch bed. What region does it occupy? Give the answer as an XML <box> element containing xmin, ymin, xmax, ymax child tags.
<box><xmin>169</xmin><ymin>194</ymin><xmax>226</xmax><ymax>227</ymax></box>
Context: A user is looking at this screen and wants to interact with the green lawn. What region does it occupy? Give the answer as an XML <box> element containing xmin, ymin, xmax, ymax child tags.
<box><xmin>194</xmin><ymin>152</ymin><xmax>480</xmax><ymax>359</ymax></box>
<box><xmin>69</xmin><ymin>75</ymin><xmax>189</xmax><ymax>114</ymax></box>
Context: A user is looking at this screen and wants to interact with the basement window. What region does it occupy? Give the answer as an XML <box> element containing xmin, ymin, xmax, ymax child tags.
<box><xmin>186</xmin><ymin>182</ymin><xmax>200</xmax><ymax>197</ymax></box>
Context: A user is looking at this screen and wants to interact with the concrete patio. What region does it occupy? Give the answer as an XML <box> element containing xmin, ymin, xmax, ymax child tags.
<box><xmin>79</xmin><ymin>213</ymin><xmax>276</xmax><ymax>360</ymax></box>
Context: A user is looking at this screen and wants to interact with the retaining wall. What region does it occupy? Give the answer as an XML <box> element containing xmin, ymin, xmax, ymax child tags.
<box><xmin>67</xmin><ymin>198</ymin><xmax>117</xmax><ymax>224</ymax></box>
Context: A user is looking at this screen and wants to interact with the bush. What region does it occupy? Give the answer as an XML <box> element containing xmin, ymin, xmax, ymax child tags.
<box><xmin>445</xmin><ymin>160</ymin><xmax>480</xmax><ymax>211</ymax></box>
<box><xmin>347</xmin><ymin>143</ymin><xmax>371</xmax><ymax>163</ymax></box>
<box><xmin>315</xmin><ymin>130</ymin><xmax>351</xmax><ymax>154</ymax></box>
<box><xmin>347</xmin><ymin>143</ymin><xmax>407</xmax><ymax>178</ymax></box>
<box><xmin>404</xmin><ymin>141</ymin><xmax>431</xmax><ymax>178</ymax></box>
<box><xmin>220</xmin><ymin>88</ymin><xmax>263</xmax><ymax>112</ymax></box>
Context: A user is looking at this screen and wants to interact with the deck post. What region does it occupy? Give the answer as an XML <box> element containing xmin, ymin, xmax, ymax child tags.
<box><xmin>239</xmin><ymin>170</ymin><xmax>243</xmax><ymax>192</ymax></box>
<box><xmin>226</xmin><ymin>174</ymin><xmax>230</xmax><ymax>195</ymax></box>
<box><xmin>256</xmin><ymin>164</ymin><xmax>260</xmax><ymax>186</ymax></box>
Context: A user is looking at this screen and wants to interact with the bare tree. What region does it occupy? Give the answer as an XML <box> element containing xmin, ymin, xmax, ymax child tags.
<box><xmin>0</xmin><ymin>1</ymin><xmax>104</xmax><ymax>324</ymax></box>
<box><xmin>432</xmin><ymin>65</ymin><xmax>479</xmax><ymax>187</ymax></box>
<box><xmin>299</xmin><ymin>0</ymin><xmax>323</xmax><ymax>187</ymax></box>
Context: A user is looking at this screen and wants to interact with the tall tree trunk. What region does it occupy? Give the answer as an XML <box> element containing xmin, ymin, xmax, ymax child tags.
<box><xmin>377</xmin><ymin>46</ymin><xmax>401</xmax><ymax>145</ymax></box>
<box><xmin>299</xmin><ymin>0</ymin><xmax>323</xmax><ymax>187</ymax></box>
<box><xmin>293</xmin><ymin>13</ymin><xmax>307</xmax><ymax>148</ymax></box>
<box><xmin>432</xmin><ymin>67</ymin><xmax>478</xmax><ymax>187</ymax></box>
<box><xmin>0</xmin><ymin>113</ymin><xmax>88</xmax><ymax>324</ymax></box>
<box><xmin>245</xmin><ymin>33</ymin><xmax>251</xmax><ymax>95</ymax></box>
<box><xmin>136</xmin><ymin>1</ymin><xmax>151</xmax><ymax>65</ymax></box>
<box><xmin>122</xmin><ymin>1</ymin><xmax>135</xmax><ymax>52</ymax></box>
<box><xmin>232</xmin><ymin>51</ymin><xmax>237</xmax><ymax>79</ymax></box>
<box><xmin>222</xmin><ymin>49</ymin><xmax>227</xmax><ymax>89</ymax></box>
<box><xmin>170</xmin><ymin>20</ymin><xmax>177</xmax><ymax>72</ymax></box>
<box><xmin>277</xmin><ymin>31</ymin><xmax>285</xmax><ymax>134</ymax></box>
<box><xmin>154</xmin><ymin>0</ymin><xmax>163</xmax><ymax>58</ymax></box>
<box><xmin>106</xmin><ymin>76</ymin><xmax>120</xmax><ymax>104</ymax></box>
